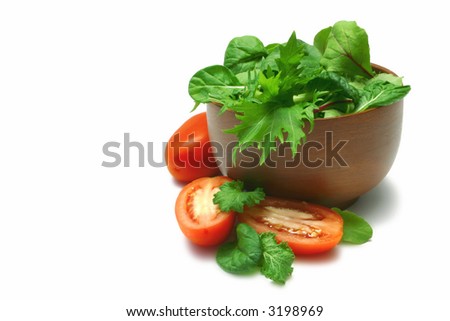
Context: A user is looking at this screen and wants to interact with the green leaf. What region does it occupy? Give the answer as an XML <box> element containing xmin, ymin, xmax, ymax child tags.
<box><xmin>216</xmin><ymin>223</ymin><xmax>262</xmax><ymax>274</ymax></box>
<box><xmin>216</xmin><ymin>224</ymin><xmax>296</xmax><ymax>284</ymax></box>
<box><xmin>332</xmin><ymin>208</ymin><xmax>373</xmax><ymax>244</ymax></box>
<box><xmin>213</xmin><ymin>180</ymin><xmax>265</xmax><ymax>213</ymax></box>
<box><xmin>188</xmin><ymin>65</ymin><xmax>243</xmax><ymax>104</ymax></box>
<box><xmin>313</xmin><ymin>26</ymin><xmax>331</xmax><ymax>54</ymax></box>
<box><xmin>265</xmin><ymin>43</ymin><xmax>280</xmax><ymax>54</ymax></box>
<box><xmin>355</xmin><ymin>80</ymin><xmax>411</xmax><ymax>112</ymax></box>
<box><xmin>188</xmin><ymin>24</ymin><xmax>411</xmax><ymax>167</ymax></box>
<box><xmin>307</xmin><ymin>71</ymin><xmax>360</xmax><ymax>104</ymax></box>
<box><xmin>259</xmin><ymin>232</ymin><xmax>295</xmax><ymax>284</ymax></box>
<box><xmin>322</xmin><ymin>109</ymin><xmax>343</xmax><ymax>118</ymax></box>
<box><xmin>224</xmin><ymin>36</ymin><xmax>267</xmax><ymax>74</ymax></box>
<box><xmin>269</xmin><ymin>104</ymin><xmax>313</xmax><ymax>155</ymax></box>
<box><xmin>226</xmin><ymin>101</ymin><xmax>314</xmax><ymax>164</ymax></box>
<box><xmin>369</xmin><ymin>73</ymin><xmax>404</xmax><ymax>86</ymax></box>
<box><xmin>318</xmin><ymin>21</ymin><xmax>374</xmax><ymax>78</ymax></box>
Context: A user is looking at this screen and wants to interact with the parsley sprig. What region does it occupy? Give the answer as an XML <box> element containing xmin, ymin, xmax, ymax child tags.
<box><xmin>216</xmin><ymin>223</ymin><xmax>295</xmax><ymax>284</ymax></box>
<box><xmin>213</xmin><ymin>180</ymin><xmax>265</xmax><ymax>213</ymax></box>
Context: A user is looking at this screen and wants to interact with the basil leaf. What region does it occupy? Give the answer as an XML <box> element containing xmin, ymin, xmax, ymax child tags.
<box><xmin>188</xmin><ymin>65</ymin><xmax>243</xmax><ymax>104</ymax></box>
<box><xmin>318</xmin><ymin>21</ymin><xmax>374</xmax><ymax>78</ymax></box>
<box><xmin>216</xmin><ymin>223</ymin><xmax>262</xmax><ymax>274</ymax></box>
<box><xmin>332</xmin><ymin>208</ymin><xmax>373</xmax><ymax>244</ymax></box>
<box><xmin>224</xmin><ymin>36</ymin><xmax>267</xmax><ymax>74</ymax></box>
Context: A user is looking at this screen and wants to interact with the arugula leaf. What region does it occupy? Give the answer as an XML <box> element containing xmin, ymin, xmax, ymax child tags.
<box><xmin>226</xmin><ymin>101</ymin><xmax>315</xmax><ymax>164</ymax></box>
<box><xmin>216</xmin><ymin>223</ymin><xmax>262</xmax><ymax>274</ymax></box>
<box><xmin>224</xmin><ymin>36</ymin><xmax>268</xmax><ymax>74</ymax></box>
<box><xmin>260</xmin><ymin>232</ymin><xmax>295</xmax><ymax>284</ymax></box>
<box><xmin>317</xmin><ymin>21</ymin><xmax>374</xmax><ymax>78</ymax></box>
<box><xmin>188</xmin><ymin>65</ymin><xmax>243</xmax><ymax>105</ymax></box>
<box><xmin>213</xmin><ymin>180</ymin><xmax>265</xmax><ymax>213</ymax></box>
<box><xmin>332</xmin><ymin>208</ymin><xmax>373</xmax><ymax>244</ymax></box>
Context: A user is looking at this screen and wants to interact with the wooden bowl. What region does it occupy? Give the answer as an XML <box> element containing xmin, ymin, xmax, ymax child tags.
<box><xmin>206</xmin><ymin>65</ymin><xmax>403</xmax><ymax>208</ymax></box>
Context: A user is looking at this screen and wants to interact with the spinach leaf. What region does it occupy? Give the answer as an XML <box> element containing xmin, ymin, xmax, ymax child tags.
<box><xmin>355</xmin><ymin>80</ymin><xmax>411</xmax><ymax>112</ymax></box>
<box><xmin>224</xmin><ymin>36</ymin><xmax>267</xmax><ymax>74</ymax></box>
<box><xmin>317</xmin><ymin>21</ymin><xmax>374</xmax><ymax>78</ymax></box>
<box><xmin>265</xmin><ymin>43</ymin><xmax>280</xmax><ymax>54</ymax></box>
<box><xmin>188</xmin><ymin>65</ymin><xmax>243</xmax><ymax>106</ymax></box>
<box><xmin>313</xmin><ymin>26</ymin><xmax>331</xmax><ymax>55</ymax></box>
<box><xmin>307</xmin><ymin>71</ymin><xmax>360</xmax><ymax>105</ymax></box>
<box><xmin>369</xmin><ymin>73</ymin><xmax>404</xmax><ymax>86</ymax></box>
<box><xmin>332</xmin><ymin>208</ymin><xmax>373</xmax><ymax>244</ymax></box>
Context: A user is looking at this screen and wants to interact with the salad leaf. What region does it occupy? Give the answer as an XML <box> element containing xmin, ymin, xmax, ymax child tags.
<box><xmin>322</xmin><ymin>109</ymin><xmax>343</xmax><ymax>118</ymax></box>
<box><xmin>213</xmin><ymin>180</ymin><xmax>265</xmax><ymax>213</ymax></box>
<box><xmin>355</xmin><ymin>80</ymin><xmax>411</xmax><ymax>112</ymax></box>
<box><xmin>313</xmin><ymin>26</ymin><xmax>331</xmax><ymax>55</ymax></box>
<box><xmin>188</xmin><ymin>22</ymin><xmax>411</xmax><ymax>163</ymax></box>
<box><xmin>224</xmin><ymin>34</ymin><xmax>320</xmax><ymax>163</ymax></box>
<box><xmin>332</xmin><ymin>208</ymin><xmax>373</xmax><ymax>244</ymax></box>
<box><xmin>226</xmin><ymin>101</ymin><xmax>316</xmax><ymax>164</ymax></box>
<box><xmin>216</xmin><ymin>224</ymin><xmax>295</xmax><ymax>284</ymax></box>
<box><xmin>224</xmin><ymin>36</ymin><xmax>268</xmax><ymax>74</ymax></box>
<box><xmin>188</xmin><ymin>65</ymin><xmax>243</xmax><ymax>105</ymax></box>
<box><xmin>369</xmin><ymin>73</ymin><xmax>404</xmax><ymax>86</ymax></box>
<box><xmin>216</xmin><ymin>223</ymin><xmax>262</xmax><ymax>274</ymax></box>
<box><xmin>317</xmin><ymin>21</ymin><xmax>374</xmax><ymax>78</ymax></box>
<box><xmin>260</xmin><ymin>232</ymin><xmax>295</xmax><ymax>284</ymax></box>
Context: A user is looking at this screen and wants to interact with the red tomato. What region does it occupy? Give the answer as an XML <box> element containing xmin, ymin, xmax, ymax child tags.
<box><xmin>238</xmin><ymin>197</ymin><xmax>343</xmax><ymax>255</ymax></box>
<box><xmin>175</xmin><ymin>176</ymin><xmax>236</xmax><ymax>246</ymax></box>
<box><xmin>166</xmin><ymin>112</ymin><xmax>221</xmax><ymax>182</ymax></box>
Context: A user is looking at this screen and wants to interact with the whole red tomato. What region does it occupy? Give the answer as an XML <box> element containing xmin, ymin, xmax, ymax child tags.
<box><xmin>165</xmin><ymin>112</ymin><xmax>221</xmax><ymax>182</ymax></box>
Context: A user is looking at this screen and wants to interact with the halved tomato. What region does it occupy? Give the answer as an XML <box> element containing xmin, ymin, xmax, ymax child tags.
<box><xmin>166</xmin><ymin>112</ymin><xmax>221</xmax><ymax>183</ymax></box>
<box><xmin>238</xmin><ymin>197</ymin><xmax>343</xmax><ymax>255</ymax></box>
<box><xmin>175</xmin><ymin>176</ymin><xmax>235</xmax><ymax>246</ymax></box>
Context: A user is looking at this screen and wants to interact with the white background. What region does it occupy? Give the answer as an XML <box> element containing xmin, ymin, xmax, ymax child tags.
<box><xmin>1</xmin><ymin>0</ymin><xmax>449</xmax><ymax>320</ymax></box>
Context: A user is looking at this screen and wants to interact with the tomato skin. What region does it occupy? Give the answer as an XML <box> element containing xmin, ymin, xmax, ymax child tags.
<box><xmin>175</xmin><ymin>176</ymin><xmax>235</xmax><ymax>246</ymax></box>
<box><xmin>166</xmin><ymin>112</ymin><xmax>221</xmax><ymax>182</ymax></box>
<box><xmin>238</xmin><ymin>197</ymin><xmax>343</xmax><ymax>255</ymax></box>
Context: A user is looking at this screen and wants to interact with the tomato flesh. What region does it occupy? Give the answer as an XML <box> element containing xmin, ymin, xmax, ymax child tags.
<box><xmin>166</xmin><ymin>112</ymin><xmax>221</xmax><ymax>182</ymax></box>
<box><xmin>175</xmin><ymin>176</ymin><xmax>235</xmax><ymax>246</ymax></box>
<box><xmin>238</xmin><ymin>197</ymin><xmax>343</xmax><ymax>255</ymax></box>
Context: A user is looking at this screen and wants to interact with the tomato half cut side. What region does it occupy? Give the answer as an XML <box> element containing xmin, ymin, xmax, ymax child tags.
<box><xmin>238</xmin><ymin>197</ymin><xmax>343</xmax><ymax>255</ymax></box>
<box><xmin>166</xmin><ymin>112</ymin><xmax>221</xmax><ymax>183</ymax></box>
<box><xmin>175</xmin><ymin>176</ymin><xmax>235</xmax><ymax>246</ymax></box>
